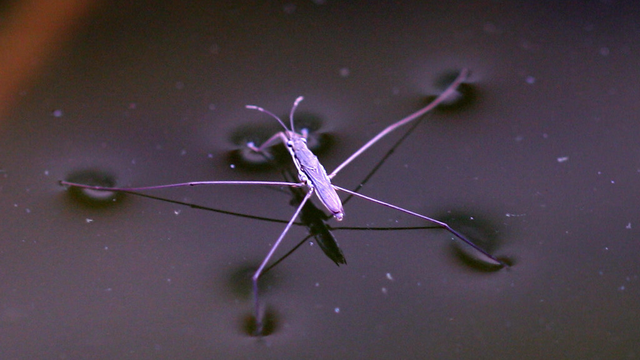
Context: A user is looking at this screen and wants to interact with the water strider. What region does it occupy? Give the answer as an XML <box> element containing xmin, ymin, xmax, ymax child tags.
<box><xmin>60</xmin><ymin>68</ymin><xmax>507</xmax><ymax>335</ymax></box>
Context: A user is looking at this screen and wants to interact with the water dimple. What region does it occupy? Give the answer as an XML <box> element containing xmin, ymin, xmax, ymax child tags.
<box><xmin>435</xmin><ymin>211</ymin><xmax>508</xmax><ymax>272</ymax></box>
<box><xmin>227</xmin><ymin>123</ymin><xmax>288</xmax><ymax>171</ymax></box>
<box><xmin>227</xmin><ymin>114</ymin><xmax>335</xmax><ymax>172</ymax></box>
<box><xmin>427</xmin><ymin>69</ymin><xmax>477</xmax><ymax>112</ymax></box>
<box><xmin>242</xmin><ymin>307</ymin><xmax>279</xmax><ymax>336</ymax></box>
<box><xmin>291</xmin><ymin>112</ymin><xmax>334</xmax><ymax>155</ymax></box>
<box><xmin>61</xmin><ymin>169</ymin><xmax>123</xmax><ymax>208</ymax></box>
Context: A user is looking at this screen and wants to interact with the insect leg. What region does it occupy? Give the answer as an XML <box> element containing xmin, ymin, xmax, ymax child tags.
<box><xmin>333</xmin><ymin>185</ymin><xmax>505</xmax><ymax>267</ymax></box>
<box><xmin>329</xmin><ymin>69</ymin><xmax>469</xmax><ymax>179</ymax></box>
<box><xmin>59</xmin><ymin>179</ymin><xmax>304</xmax><ymax>192</ymax></box>
<box><xmin>252</xmin><ymin>188</ymin><xmax>314</xmax><ymax>335</ymax></box>
<box><xmin>246</xmin><ymin>131</ymin><xmax>289</xmax><ymax>154</ymax></box>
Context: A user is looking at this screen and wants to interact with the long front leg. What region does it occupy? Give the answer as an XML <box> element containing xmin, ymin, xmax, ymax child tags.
<box><xmin>333</xmin><ymin>185</ymin><xmax>505</xmax><ymax>267</ymax></box>
<box><xmin>252</xmin><ymin>188</ymin><xmax>314</xmax><ymax>335</ymax></box>
<box><xmin>246</xmin><ymin>131</ymin><xmax>289</xmax><ymax>154</ymax></box>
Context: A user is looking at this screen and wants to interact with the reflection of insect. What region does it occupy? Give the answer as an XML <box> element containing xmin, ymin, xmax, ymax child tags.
<box><xmin>60</xmin><ymin>68</ymin><xmax>506</xmax><ymax>335</ymax></box>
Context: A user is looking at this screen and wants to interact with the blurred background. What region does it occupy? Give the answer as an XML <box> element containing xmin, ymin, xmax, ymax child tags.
<box><xmin>1</xmin><ymin>1</ymin><xmax>638</xmax><ymax>359</ymax></box>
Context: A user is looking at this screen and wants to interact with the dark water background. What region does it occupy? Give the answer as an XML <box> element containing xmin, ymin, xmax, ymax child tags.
<box><xmin>1</xmin><ymin>1</ymin><xmax>638</xmax><ymax>359</ymax></box>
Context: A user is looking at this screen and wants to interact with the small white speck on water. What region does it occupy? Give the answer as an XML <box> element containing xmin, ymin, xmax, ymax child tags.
<box><xmin>381</xmin><ymin>287</ymin><xmax>388</xmax><ymax>295</ymax></box>
<box><xmin>626</xmin><ymin>223</ymin><xmax>632</xmax><ymax>229</ymax></box>
<box><xmin>52</xmin><ymin>109</ymin><xmax>63</xmax><ymax>117</ymax></box>
<box><xmin>557</xmin><ymin>156</ymin><xmax>569</xmax><ymax>163</ymax></box>
<box><xmin>339</xmin><ymin>67</ymin><xmax>350</xmax><ymax>77</ymax></box>
<box><xmin>386</xmin><ymin>273</ymin><xmax>394</xmax><ymax>281</ymax></box>
<box><xmin>25</xmin><ymin>208</ymin><xmax>31</xmax><ymax>214</ymax></box>
<box><xmin>229</xmin><ymin>164</ymin><xmax>235</xmax><ymax>169</ymax></box>
<box><xmin>44</xmin><ymin>170</ymin><xmax>49</xmax><ymax>176</ymax></box>
<box><xmin>174</xmin><ymin>210</ymin><xmax>181</xmax><ymax>215</ymax></box>
<box><xmin>86</xmin><ymin>218</ymin><xmax>94</xmax><ymax>223</ymax></box>
<box><xmin>334</xmin><ymin>307</ymin><xmax>340</xmax><ymax>313</ymax></box>
<box><xmin>525</xmin><ymin>76</ymin><xmax>536</xmax><ymax>84</ymax></box>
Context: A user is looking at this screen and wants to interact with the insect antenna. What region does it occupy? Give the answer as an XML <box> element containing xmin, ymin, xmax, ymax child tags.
<box><xmin>245</xmin><ymin>96</ymin><xmax>305</xmax><ymax>135</ymax></box>
<box><xmin>245</xmin><ymin>104</ymin><xmax>290</xmax><ymax>132</ymax></box>
<box><xmin>289</xmin><ymin>96</ymin><xmax>304</xmax><ymax>133</ymax></box>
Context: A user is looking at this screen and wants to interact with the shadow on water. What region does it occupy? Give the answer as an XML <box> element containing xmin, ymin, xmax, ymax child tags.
<box><xmin>427</xmin><ymin>70</ymin><xmax>478</xmax><ymax>113</ymax></box>
<box><xmin>62</xmin><ymin>169</ymin><xmax>124</xmax><ymax>208</ymax></box>
<box><xmin>433</xmin><ymin>211</ymin><xmax>514</xmax><ymax>272</ymax></box>
<box><xmin>242</xmin><ymin>307</ymin><xmax>279</xmax><ymax>336</ymax></box>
